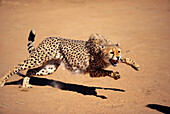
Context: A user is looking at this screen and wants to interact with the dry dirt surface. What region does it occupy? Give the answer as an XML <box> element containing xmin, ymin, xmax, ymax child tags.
<box><xmin>0</xmin><ymin>0</ymin><xmax>170</xmax><ymax>113</ymax></box>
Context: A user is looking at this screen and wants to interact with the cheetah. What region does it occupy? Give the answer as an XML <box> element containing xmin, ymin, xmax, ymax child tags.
<box><xmin>0</xmin><ymin>30</ymin><xmax>140</xmax><ymax>88</ymax></box>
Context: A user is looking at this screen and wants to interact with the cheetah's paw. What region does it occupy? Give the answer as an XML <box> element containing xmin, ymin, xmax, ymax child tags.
<box><xmin>0</xmin><ymin>81</ymin><xmax>5</xmax><ymax>87</ymax></box>
<box><xmin>132</xmin><ymin>63</ymin><xmax>140</xmax><ymax>71</ymax></box>
<box><xmin>110</xmin><ymin>72</ymin><xmax>120</xmax><ymax>80</ymax></box>
<box><xmin>20</xmin><ymin>84</ymin><xmax>32</xmax><ymax>88</ymax></box>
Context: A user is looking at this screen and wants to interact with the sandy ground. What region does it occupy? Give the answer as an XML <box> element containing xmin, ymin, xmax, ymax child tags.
<box><xmin>0</xmin><ymin>0</ymin><xmax>170</xmax><ymax>113</ymax></box>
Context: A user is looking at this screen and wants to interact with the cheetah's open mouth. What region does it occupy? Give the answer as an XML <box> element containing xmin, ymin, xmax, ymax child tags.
<box><xmin>109</xmin><ymin>59</ymin><xmax>118</xmax><ymax>67</ymax></box>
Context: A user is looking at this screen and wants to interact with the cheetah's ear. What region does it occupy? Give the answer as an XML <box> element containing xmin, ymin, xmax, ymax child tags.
<box><xmin>115</xmin><ymin>43</ymin><xmax>120</xmax><ymax>46</ymax></box>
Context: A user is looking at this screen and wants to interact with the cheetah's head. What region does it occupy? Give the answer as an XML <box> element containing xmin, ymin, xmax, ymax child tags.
<box><xmin>101</xmin><ymin>43</ymin><xmax>121</xmax><ymax>67</ymax></box>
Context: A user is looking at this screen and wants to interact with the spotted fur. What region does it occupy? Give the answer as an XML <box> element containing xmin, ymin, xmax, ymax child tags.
<box><xmin>0</xmin><ymin>30</ymin><xmax>140</xmax><ymax>88</ymax></box>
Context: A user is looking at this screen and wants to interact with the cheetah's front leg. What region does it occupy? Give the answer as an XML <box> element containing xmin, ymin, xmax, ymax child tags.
<box><xmin>90</xmin><ymin>69</ymin><xmax>120</xmax><ymax>80</ymax></box>
<box><xmin>120</xmin><ymin>57</ymin><xmax>140</xmax><ymax>71</ymax></box>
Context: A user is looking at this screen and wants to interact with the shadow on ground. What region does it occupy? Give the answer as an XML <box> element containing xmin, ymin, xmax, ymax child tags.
<box><xmin>146</xmin><ymin>104</ymin><xmax>170</xmax><ymax>114</ymax></box>
<box><xmin>5</xmin><ymin>73</ymin><xmax>125</xmax><ymax>99</ymax></box>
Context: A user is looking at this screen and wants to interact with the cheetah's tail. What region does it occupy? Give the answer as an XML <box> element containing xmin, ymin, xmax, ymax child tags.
<box><xmin>28</xmin><ymin>30</ymin><xmax>36</xmax><ymax>54</ymax></box>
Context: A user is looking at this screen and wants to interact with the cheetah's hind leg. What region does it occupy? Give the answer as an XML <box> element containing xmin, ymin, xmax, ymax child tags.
<box><xmin>22</xmin><ymin>60</ymin><xmax>60</xmax><ymax>88</ymax></box>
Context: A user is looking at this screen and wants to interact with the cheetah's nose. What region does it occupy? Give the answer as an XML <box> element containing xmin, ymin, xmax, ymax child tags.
<box><xmin>117</xmin><ymin>57</ymin><xmax>120</xmax><ymax>60</ymax></box>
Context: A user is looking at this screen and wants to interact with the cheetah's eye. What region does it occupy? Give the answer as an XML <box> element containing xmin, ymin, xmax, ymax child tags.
<box><xmin>110</xmin><ymin>52</ymin><xmax>114</xmax><ymax>55</ymax></box>
<box><xmin>118</xmin><ymin>51</ymin><xmax>121</xmax><ymax>53</ymax></box>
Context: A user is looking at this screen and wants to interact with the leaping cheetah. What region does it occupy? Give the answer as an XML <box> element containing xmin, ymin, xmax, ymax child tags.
<box><xmin>0</xmin><ymin>30</ymin><xmax>140</xmax><ymax>88</ymax></box>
